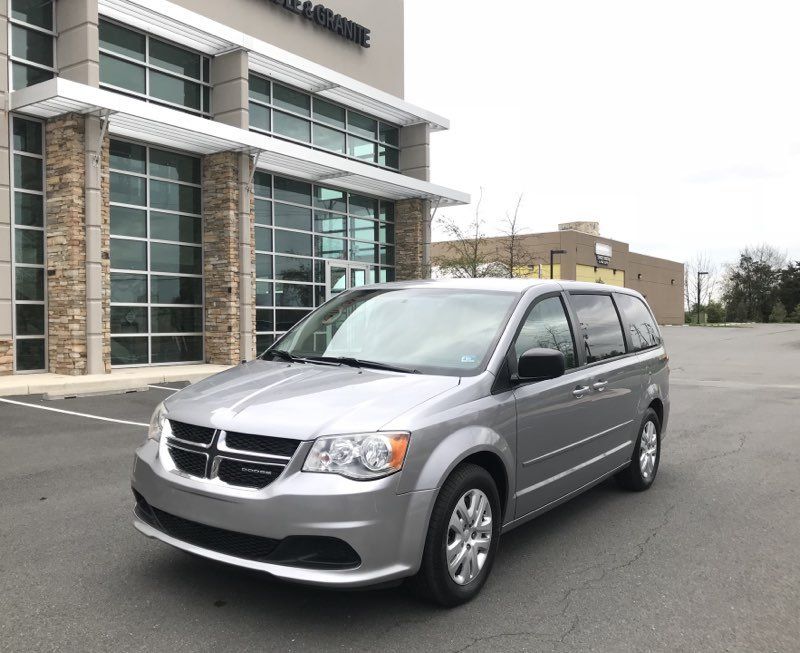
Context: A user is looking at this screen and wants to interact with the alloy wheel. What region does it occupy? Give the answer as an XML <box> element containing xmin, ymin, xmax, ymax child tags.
<box><xmin>446</xmin><ymin>488</ymin><xmax>493</xmax><ymax>585</ymax></box>
<box><xmin>639</xmin><ymin>420</ymin><xmax>658</xmax><ymax>480</ymax></box>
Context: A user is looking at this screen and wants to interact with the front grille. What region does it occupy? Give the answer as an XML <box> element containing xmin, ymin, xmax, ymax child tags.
<box><xmin>225</xmin><ymin>432</ymin><xmax>300</xmax><ymax>458</ymax></box>
<box><xmin>169</xmin><ymin>420</ymin><xmax>215</xmax><ymax>446</ymax></box>
<box><xmin>218</xmin><ymin>458</ymin><xmax>281</xmax><ymax>489</ymax></box>
<box><xmin>167</xmin><ymin>445</ymin><xmax>207</xmax><ymax>477</ymax></box>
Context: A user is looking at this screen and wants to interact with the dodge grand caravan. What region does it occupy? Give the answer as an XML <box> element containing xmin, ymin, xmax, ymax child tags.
<box><xmin>132</xmin><ymin>279</ymin><xmax>669</xmax><ymax>606</ymax></box>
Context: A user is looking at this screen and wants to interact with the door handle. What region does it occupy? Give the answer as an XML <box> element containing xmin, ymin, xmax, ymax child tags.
<box><xmin>572</xmin><ymin>385</ymin><xmax>590</xmax><ymax>398</ymax></box>
<box><xmin>593</xmin><ymin>380</ymin><xmax>608</xmax><ymax>392</ymax></box>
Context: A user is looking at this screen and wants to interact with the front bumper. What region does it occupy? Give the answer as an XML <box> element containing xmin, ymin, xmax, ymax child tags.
<box><xmin>131</xmin><ymin>440</ymin><xmax>435</xmax><ymax>588</ymax></box>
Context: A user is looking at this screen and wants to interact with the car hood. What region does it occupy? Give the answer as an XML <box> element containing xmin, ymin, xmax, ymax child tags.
<box><xmin>164</xmin><ymin>360</ymin><xmax>460</xmax><ymax>439</ymax></box>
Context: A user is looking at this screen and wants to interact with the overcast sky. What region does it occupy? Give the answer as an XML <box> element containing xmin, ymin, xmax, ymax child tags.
<box><xmin>404</xmin><ymin>0</ymin><xmax>800</xmax><ymax>269</ymax></box>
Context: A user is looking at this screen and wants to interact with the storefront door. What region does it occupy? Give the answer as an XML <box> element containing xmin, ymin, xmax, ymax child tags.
<box><xmin>325</xmin><ymin>261</ymin><xmax>369</xmax><ymax>301</ymax></box>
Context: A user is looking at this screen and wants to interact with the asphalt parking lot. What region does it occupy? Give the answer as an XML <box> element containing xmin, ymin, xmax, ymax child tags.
<box><xmin>1</xmin><ymin>324</ymin><xmax>799</xmax><ymax>652</ymax></box>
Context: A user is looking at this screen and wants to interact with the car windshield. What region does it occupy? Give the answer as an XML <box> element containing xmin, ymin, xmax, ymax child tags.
<box><xmin>268</xmin><ymin>287</ymin><xmax>520</xmax><ymax>376</ymax></box>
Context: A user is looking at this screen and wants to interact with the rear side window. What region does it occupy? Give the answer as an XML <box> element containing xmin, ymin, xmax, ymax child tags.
<box><xmin>615</xmin><ymin>294</ymin><xmax>662</xmax><ymax>351</ymax></box>
<box><xmin>514</xmin><ymin>296</ymin><xmax>576</xmax><ymax>369</ymax></box>
<box><xmin>570</xmin><ymin>294</ymin><xmax>626</xmax><ymax>363</ymax></box>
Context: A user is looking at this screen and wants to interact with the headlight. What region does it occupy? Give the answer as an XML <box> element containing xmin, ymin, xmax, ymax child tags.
<box><xmin>303</xmin><ymin>432</ymin><xmax>410</xmax><ymax>480</ymax></box>
<box><xmin>147</xmin><ymin>402</ymin><xmax>168</xmax><ymax>442</ymax></box>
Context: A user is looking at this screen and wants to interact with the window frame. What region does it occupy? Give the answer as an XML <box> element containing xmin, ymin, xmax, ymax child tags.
<box><xmin>565</xmin><ymin>290</ymin><xmax>630</xmax><ymax>367</ymax></box>
<box><xmin>612</xmin><ymin>291</ymin><xmax>663</xmax><ymax>354</ymax></box>
<box><xmin>248</xmin><ymin>72</ymin><xmax>401</xmax><ymax>171</ymax></box>
<box><xmin>99</xmin><ymin>18</ymin><xmax>211</xmax><ymax>118</ymax></box>
<box><xmin>7</xmin><ymin>0</ymin><xmax>56</xmax><ymax>90</ymax></box>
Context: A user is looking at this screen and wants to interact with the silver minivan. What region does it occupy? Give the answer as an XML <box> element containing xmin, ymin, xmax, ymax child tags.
<box><xmin>132</xmin><ymin>279</ymin><xmax>669</xmax><ymax>606</ymax></box>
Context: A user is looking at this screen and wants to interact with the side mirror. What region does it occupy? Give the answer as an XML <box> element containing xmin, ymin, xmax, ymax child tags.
<box><xmin>516</xmin><ymin>348</ymin><xmax>566</xmax><ymax>382</ymax></box>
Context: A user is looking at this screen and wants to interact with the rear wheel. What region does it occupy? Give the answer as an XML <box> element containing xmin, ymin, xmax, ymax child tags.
<box><xmin>616</xmin><ymin>408</ymin><xmax>661</xmax><ymax>491</ymax></box>
<box><xmin>411</xmin><ymin>463</ymin><xmax>501</xmax><ymax>607</ymax></box>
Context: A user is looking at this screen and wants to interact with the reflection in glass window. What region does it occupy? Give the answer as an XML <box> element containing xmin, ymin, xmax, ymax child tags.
<box><xmin>10</xmin><ymin>0</ymin><xmax>55</xmax><ymax>89</ymax></box>
<box><xmin>615</xmin><ymin>294</ymin><xmax>662</xmax><ymax>351</ymax></box>
<box><xmin>514</xmin><ymin>297</ymin><xmax>576</xmax><ymax>368</ymax></box>
<box><xmin>570</xmin><ymin>294</ymin><xmax>627</xmax><ymax>363</ymax></box>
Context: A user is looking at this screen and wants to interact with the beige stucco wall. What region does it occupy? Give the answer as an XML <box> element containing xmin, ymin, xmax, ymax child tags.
<box><xmin>170</xmin><ymin>0</ymin><xmax>405</xmax><ymax>97</ymax></box>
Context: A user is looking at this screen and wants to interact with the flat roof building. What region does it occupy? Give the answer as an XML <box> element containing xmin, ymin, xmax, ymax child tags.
<box><xmin>1</xmin><ymin>0</ymin><xmax>468</xmax><ymax>375</ymax></box>
<box><xmin>432</xmin><ymin>222</ymin><xmax>685</xmax><ymax>325</ymax></box>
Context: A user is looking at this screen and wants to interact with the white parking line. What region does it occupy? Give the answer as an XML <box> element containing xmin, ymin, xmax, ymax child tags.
<box><xmin>147</xmin><ymin>384</ymin><xmax>180</xmax><ymax>392</ymax></box>
<box><xmin>0</xmin><ymin>397</ymin><xmax>148</xmax><ymax>428</ymax></box>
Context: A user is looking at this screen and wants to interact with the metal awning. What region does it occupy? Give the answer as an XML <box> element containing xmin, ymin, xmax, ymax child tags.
<box><xmin>10</xmin><ymin>79</ymin><xmax>469</xmax><ymax>206</ymax></box>
<box><xmin>98</xmin><ymin>0</ymin><xmax>450</xmax><ymax>130</ymax></box>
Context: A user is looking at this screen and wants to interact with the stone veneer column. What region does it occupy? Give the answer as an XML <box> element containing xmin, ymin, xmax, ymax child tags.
<box><xmin>203</xmin><ymin>151</ymin><xmax>242</xmax><ymax>365</ymax></box>
<box><xmin>46</xmin><ymin>114</ymin><xmax>88</xmax><ymax>375</ymax></box>
<box><xmin>0</xmin><ymin>2</ymin><xmax>12</xmax><ymax>373</ymax></box>
<box><xmin>394</xmin><ymin>198</ymin><xmax>431</xmax><ymax>280</ymax></box>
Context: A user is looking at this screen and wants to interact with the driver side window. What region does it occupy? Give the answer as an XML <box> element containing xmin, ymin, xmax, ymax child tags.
<box><xmin>514</xmin><ymin>296</ymin><xmax>576</xmax><ymax>369</ymax></box>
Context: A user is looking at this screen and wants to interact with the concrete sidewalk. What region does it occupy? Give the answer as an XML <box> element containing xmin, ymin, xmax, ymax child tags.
<box><xmin>0</xmin><ymin>364</ymin><xmax>231</xmax><ymax>398</ymax></box>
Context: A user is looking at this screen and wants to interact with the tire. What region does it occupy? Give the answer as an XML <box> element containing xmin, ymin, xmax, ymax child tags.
<box><xmin>616</xmin><ymin>408</ymin><xmax>661</xmax><ymax>491</ymax></box>
<box><xmin>410</xmin><ymin>463</ymin><xmax>501</xmax><ymax>607</ymax></box>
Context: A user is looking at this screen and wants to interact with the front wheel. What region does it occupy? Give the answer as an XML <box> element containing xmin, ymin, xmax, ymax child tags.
<box><xmin>616</xmin><ymin>408</ymin><xmax>661</xmax><ymax>491</ymax></box>
<box><xmin>411</xmin><ymin>463</ymin><xmax>501</xmax><ymax>607</ymax></box>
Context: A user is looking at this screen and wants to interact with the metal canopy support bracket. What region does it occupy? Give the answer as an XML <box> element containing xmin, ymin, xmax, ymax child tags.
<box><xmin>248</xmin><ymin>150</ymin><xmax>262</xmax><ymax>191</ymax></box>
<box><xmin>91</xmin><ymin>111</ymin><xmax>111</xmax><ymax>167</ymax></box>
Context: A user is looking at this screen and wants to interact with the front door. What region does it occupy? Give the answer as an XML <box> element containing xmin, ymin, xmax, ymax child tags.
<box><xmin>325</xmin><ymin>261</ymin><xmax>369</xmax><ymax>301</ymax></box>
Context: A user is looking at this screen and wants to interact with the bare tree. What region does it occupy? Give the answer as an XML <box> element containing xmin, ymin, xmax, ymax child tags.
<box><xmin>684</xmin><ymin>252</ymin><xmax>719</xmax><ymax>312</ymax></box>
<box><xmin>494</xmin><ymin>194</ymin><xmax>528</xmax><ymax>278</ymax></box>
<box><xmin>432</xmin><ymin>189</ymin><xmax>503</xmax><ymax>278</ymax></box>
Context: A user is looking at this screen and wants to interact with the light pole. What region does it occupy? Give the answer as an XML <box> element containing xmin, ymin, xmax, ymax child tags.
<box><xmin>697</xmin><ymin>271</ymin><xmax>709</xmax><ymax>324</ymax></box>
<box><xmin>550</xmin><ymin>249</ymin><xmax>566</xmax><ymax>279</ymax></box>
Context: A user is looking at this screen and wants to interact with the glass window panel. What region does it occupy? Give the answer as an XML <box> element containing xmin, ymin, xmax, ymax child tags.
<box><xmin>12</xmin><ymin>24</ymin><xmax>53</xmax><ymax>67</ymax></box>
<box><xmin>249</xmin><ymin>102</ymin><xmax>270</xmax><ymax>132</ymax></box>
<box><xmin>203</xmin><ymin>58</ymin><xmax>210</xmax><ymax>83</ymax></box>
<box><xmin>256</xmin><ymin>253</ymin><xmax>273</xmax><ymax>279</ymax></box>
<box><xmin>274</xmin><ymin>177</ymin><xmax>311</xmax><ymax>205</ymax></box>
<box><xmin>12</xmin><ymin>0</ymin><xmax>53</xmax><ymax>30</ymax></box>
<box><xmin>100</xmin><ymin>54</ymin><xmax>145</xmax><ymax>93</ymax></box>
<box><xmin>256</xmin><ymin>309</ymin><xmax>274</xmax><ymax>332</ymax></box>
<box><xmin>313</xmin><ymin>124</ymin><xmax>345</xmax><ymax>153</ymax></box>
<box><xmin>276</xmin><ymin>309</ymin><xmax>310</xmax><ymax>331</ymax></box>
<box><xmin>378</xmin><ymin>222</ymin><xmax>393</xmax><ymax>244</ymax></box>
<box><xmin>12</xmin><ymin>63</ymin><xmax>52</xmax><ymax>89</ymax></box>
<box><xmin>111</xmin><ymin>238</ymin><xmax>147</xmax><ymax>270</ymax></box>
<box><xmin>150</xmin><ymin>71</ymin><xmax>201</xmax><ymax>110</ymax></box>
<box><xmin>249</xmin><ymin>75</ymin><xmax>270</xmax><ymax>103</ymax></box>
<box><xmin>615</xmin><ymin>294</ymin><xmax>662</xmax><ymax>351</ymax></box>
<box><xmin>255</xmin><ymin>199</ymin><xmax>272</xmax><ymax>225</ymax></box>
<box><xmin>13</xmin><ymin>155</ymin><xmax>42</xmax><ymax>191</ymax></box>
<box><xmin>14</xmin><ymin>228</ymin><xmax>44</xmax><ymax>264</ymax></box>
<box><xmin>150</xmin><ymin>148</ymin><xmax>200</xmax><ymax>183</ymax></box>
<box><xmin>151</xmin><ymin>335</ymin><xmax>203</xmax><ymax>363</ymax></box>
<box><xmin>256</xmin><ymin>281</ymin><xmax>273</xmax><ymax>307</ymax></box>
<box><xmin>110</xmin><ymin>172</ymin><xmax>146</xmax><ymax>205</ymax></box>
<box><xmin>274</xmin><ymin>256</ymin><xmax>312</xmax><ymax>283</ymax></box>
<box><xmin>314</xmin><ymin>236</ymin><xmax>346</xmax><ymax>260</ymax></box>
<box><xmin>16</xmin><ymin>338</ymin><xmax>46</xmax><ymax>371</ymax></box>
<box><xmin>350</xmin><ymin>241</ymin><xmax>377</xmax><ymax>264</ymax></box>
<box><xmin>275</xmin><ymin>283</ymin><xmax>312</xmax><ymax>308</ymax></box>
<box><xmin>314</xmin><ymin>212</ymin><xmax>346</xmax><ymax>235</ymax></box>
<box><xmin>110</xmin><ymin>206</ymin><xmax>147</xmax><ymax>238</ymax></box>
<box><xmin>150</xmin><ymin>242</ymin><xmax>202</xmax><ymax>275</ymax></box>
<box><xmin>313</xmin><ymin>98</ymin><xmax>345</xmax><ymax>128</ymax></box>
<box><xmin>314</xmin><ymin>186</ymin><xmax>347</xmax><ymax>213</ymax></box>
<box><xmin>99</xmin><ymin>20</ymin><xmax>144</xmax><ymax>60</ymax></box>
<box><xmin>379</xmin><ymin>145</ymin><xmax>399</xmax><ymax>169</ymax></box>
<box><xmin>111</xmin><ymin>306</ymin><xmax>148</xmax><ymax>334</ymax></box>
<box><xmin>111</xmin><ymin>273</ymin><xmax>147</xmax><ymax>303</ymax></box>
<box><xmin>273</xmin><ymin>111</ymin><xmax>310</xmax><ymax>142</ymax></box>
<box><xmin>253</xmin><ymin>173</ymin><xmax>271</xmax><ymax>198</ymax></box>
<box><xmin>255</xmin><ymin>227</ymin><xmax>273</xmax><ymax>252</ymax></box>
<box><xmin>379</xmin><ymin>245</ymin><xmax>394</xmax><ymax>266</ymax></box>
<box><xmin>203</xmin><ymin>86</ymin><xmax>211</xmax><ymax>114</ymax></box>
<box><xmin>348</xmin><ymin>111</ymin><xmax>377</xmax><ymax>139</ymax></box>
<box><xmin>314</xmin><ymin>260</ymin><xmax>325</xmax><ymax>283</ymax></box>
<box><xmin>348</xmin><ymin>136</ymin><xmax>376</xmax><ymax>163</ymax></box>
<box><xmin>150</xmin><ymin>212</ymin><xmax>201</xmax><ymax>243</ymax></box>
<box><xmin>256</xmin><ymin>334</ymin><xmax>275</xmax><ymax>352</ymax></box>
<box><xmin>514</xmin><ymin>297</ymin><xmax>577</xmax><ymax>369</ymax></box>
<box><xmin>151</xmin><ymin>307</ymin><xmax>202</xmax><ymax>333</ymax></box>
<box><xmin>111</xmin><ymin>337</ymin><xmax>149</xmax><ymax>365</ymax></box>
<box><xmin>349</xmin><ymin>194</ymin><xmax>378</xmax><ymax>219</ymax></box>
<box><xmin>273</xmin><ymin>84</ymin><xmax>310</xmax><ymax>116</ymax></box>
<box><xmin>151</xmin><ymin>180</ymin><xmax>200</xmax><ymax>214</ymax></box>
<box><xmin>379</xmin><ymin>124</ymin><xmax>399</xmax><ymax>146</ymax></box>
<box><xmin>570</xmin><ymin>294</ymin><xmax>627</xmax><ymax>363</ymax></box>
<box><xmin>149</xmin><ymin>38</ymin><xmax>200</xmax><ymax>78</ymax></box>
<box><xmin>14</xmin><ymin>192</ymin><xmax>44</xmax><ymax>227</ymax></box>
<box><xmin>351</xmin><ymin>218</ymin><xmax>378</xmax><ymax>242</ymax></box>
<box><xmin>380</xmin><ymin>202</ymin><xmax>395</xmax><ymax>222</ymax></box>
<box><xmin>109</xmin><ymin>140</ymin><xmax>146</xmax><ymax>173</ymax></box>
<box><xmin>274</xmin><ymin>203</ymin><xmax>312</xmax><ymax>231</ymax></box>
<box><xmin>151</xmin><ymin>275</ymin><xmax>202</xmax><ymax>304</ymax></box>
<box><xmin>274</xmin><ymin>230</ymin><xmax>312</xmax><ymax>257</ymax></box>
<box><xmin>15</xmin><ymin>304</ymin><xmax>44</xmax><ymax>336</ymax></box>
<box><xmin>15</xmin><ymin>267</ymin><xmax>44</xmax><ymax>301</ymax></box>
<box><xmin>315</xmin><ymin>285</ymin><xmax>326</xmax><ymax>307</ymax></box>
<box><xmin>13</xmin><ymin>119</ymin><xmax>42</xmax><ymax>154</ymax></box>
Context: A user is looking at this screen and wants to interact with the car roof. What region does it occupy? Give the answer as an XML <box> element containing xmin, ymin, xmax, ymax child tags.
<box><xmin>369</xmin><ymin>277</ymin><xmax>645</xmax><ymax>298</ymax></box>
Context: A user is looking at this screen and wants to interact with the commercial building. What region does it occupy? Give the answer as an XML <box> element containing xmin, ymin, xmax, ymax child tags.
<box><xmin>432</xmin><ymin>222</ymin><xmax>685</xmax><ymax>324</ymax></box>
<box><xmin>1</xmin><ymin>0</ymin><xmax>468</xmax><ymax>375</ymax></box>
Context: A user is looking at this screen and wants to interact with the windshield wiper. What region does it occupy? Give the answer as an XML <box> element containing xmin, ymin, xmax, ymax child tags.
<box><xmin>306</xmin><ymin>356</ymin><xmax>419</xmax><ymax>374</ymax></box>
<box><xmin>262</xmin><ymin>348</ymin><xmax>300</xmax><ymax>362</ymax></box>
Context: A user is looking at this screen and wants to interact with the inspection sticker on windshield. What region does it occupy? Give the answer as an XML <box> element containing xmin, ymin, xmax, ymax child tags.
<box><xmin>460</xmin><ymin>355</ymin><xmax>477</xmax><ymax>364</ymax></box>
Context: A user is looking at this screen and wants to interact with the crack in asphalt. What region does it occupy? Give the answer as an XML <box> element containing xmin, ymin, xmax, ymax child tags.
<box><xmin>703</xmin><ymin>433</ymin><xmax>747</xmax><ymax>461</ymax></box>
